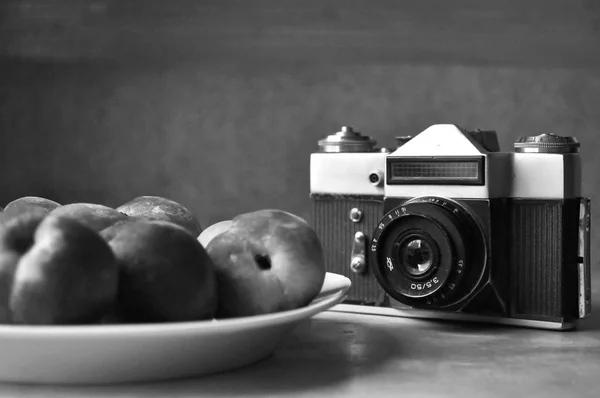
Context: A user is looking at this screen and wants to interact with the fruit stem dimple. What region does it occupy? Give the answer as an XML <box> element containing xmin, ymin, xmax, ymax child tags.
<box><xmin>254</xmin><ymin>253</ymin><xmax>271</xmax><ymax>270</ymax></box>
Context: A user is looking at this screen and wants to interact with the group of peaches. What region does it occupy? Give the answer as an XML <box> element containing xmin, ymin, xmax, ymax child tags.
<box><xmin>0</xmin><ymin>195</ymin><xmax>325</xmax><ymax>326</ymax></box>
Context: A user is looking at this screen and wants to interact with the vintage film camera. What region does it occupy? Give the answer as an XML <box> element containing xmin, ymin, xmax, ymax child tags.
<box><xmin>310</xmin><ymin>124</ymin><xmax>591</xmax><ymax>330</ymax></box>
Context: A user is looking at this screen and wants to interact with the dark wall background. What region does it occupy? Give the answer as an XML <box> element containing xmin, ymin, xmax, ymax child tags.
<box><xmin>1</xmin><ymin>0</ymin><xmax>599</xmax><ymax>270</ymax></box>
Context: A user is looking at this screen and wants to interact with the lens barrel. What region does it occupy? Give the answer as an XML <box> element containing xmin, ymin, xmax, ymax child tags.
<box><xmin>370</xmin><ymin>197</ymin><xmax>486</xmax><ymax>309</ymax></box>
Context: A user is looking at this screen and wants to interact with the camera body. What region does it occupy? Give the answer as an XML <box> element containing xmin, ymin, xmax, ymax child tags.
<box><xmin>310</xmin><ymin>124</ymin><xmax>591</xmax><ymax>330</ymax></box>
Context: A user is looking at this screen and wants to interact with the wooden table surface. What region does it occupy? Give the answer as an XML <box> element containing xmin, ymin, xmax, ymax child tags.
<box><xmin>0</xmin><ymin>279</ymin><xmax>598</xmax><ymax>398</ymax></box>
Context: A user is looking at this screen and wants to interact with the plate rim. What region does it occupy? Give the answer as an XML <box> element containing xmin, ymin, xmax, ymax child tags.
<box><xmin>0</xmin><ymin>272</ymin><xmax>350</xmax><ymax>338</ymax></box>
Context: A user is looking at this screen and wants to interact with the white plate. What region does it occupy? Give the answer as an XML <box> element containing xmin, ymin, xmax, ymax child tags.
<box><xmin>0</xmin><ymin>272</ymin><xmax>350</xmax><ymax>385</ymax></box>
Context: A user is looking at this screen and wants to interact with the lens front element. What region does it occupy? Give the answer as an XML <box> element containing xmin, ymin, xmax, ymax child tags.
<box><xmin>396</xmin><ymin>236</ymin><xmax>434</xmax><ymax>277</ymax></box>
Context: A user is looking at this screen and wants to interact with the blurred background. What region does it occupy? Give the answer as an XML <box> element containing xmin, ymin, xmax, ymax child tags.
<box><xmin>1</xmin><ymin>0</ymin><xmax>599</xmax><ymax>269</ymax></box>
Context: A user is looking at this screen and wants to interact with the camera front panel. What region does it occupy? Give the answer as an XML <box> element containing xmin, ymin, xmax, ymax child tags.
<box><xmin>311</xmin><ymin>193</ymin><xmax>386</xmax><ymax>304</ymax></box>
<box><xmin>508</xmin><ymin>198</ymin><xmax>583</xmax><ymax>323</ymax></box>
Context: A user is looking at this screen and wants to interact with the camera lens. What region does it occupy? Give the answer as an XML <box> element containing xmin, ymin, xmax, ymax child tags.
<box><xmin>396</xmin><ymin>236</ymin><xmax>434</xmax><ymax>277</ymax></box>
<box><xmin>370</xmin><ymin>197</ymin><xmax>486</xmax><ymax>309</ymax></box>
<box><xmin>376</xmin><ymin>215</ymin><xmax>452</xmax><ymax>300</ymax></box>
